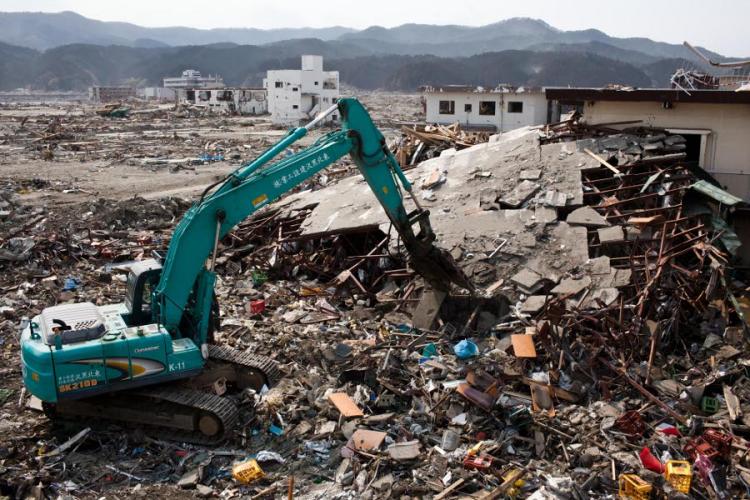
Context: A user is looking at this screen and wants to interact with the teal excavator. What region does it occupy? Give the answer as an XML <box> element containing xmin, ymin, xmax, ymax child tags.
<box><xmin>20</xmin><ymin>98</ymin><xmax>471</xmax><ymax>442</ymax></box>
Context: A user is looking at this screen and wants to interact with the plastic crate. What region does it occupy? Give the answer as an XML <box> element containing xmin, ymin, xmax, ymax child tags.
<box><xmin>665</xmin><ymin>460</ymin><xmax>692</xmax><ymax>493</ymax></box>
<box><xmin>684</xmin><ymin>437</ymin><xmax>719</xmax><ymax>462</ymax></box>
<box><xmin>703</xmin><ymin>429</ymin><xmax>732</xmax><ymax>457</ymax></box>
<box><xmin>618</xmin><ymin>474</ymin><xmax>652</xmax><ymax>499</ymax></box>
<box><xmin>701</xmin><ymin>396</ymin><xmax>719</xmax><ymax>413</ymax></box>
<box><xmin>232</xmin><ymin>459</ymin><xmax>264</xmax><ymax>484</ymax></box>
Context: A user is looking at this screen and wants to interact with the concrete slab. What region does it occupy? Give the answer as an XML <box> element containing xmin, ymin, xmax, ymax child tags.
<box><xmin>597</xmin><ymin>225</ymin><xmax>625</xmax><ymax>244</ymax></box>
<box><xmin>511</xmin><ymin>267</ymin><xmax>544</xmax><ymax>293</ymax></box>
<box><xmin>412</xmin><ymin>288</ymin><xmax>447</xmax><ymax>330</ymax></box>
<box><xmin>552</xmin><ymin>276</ymin><xmax>591</xmax><ymax>295</ymax></box>
<box><xmin>566</xmin><ymin>206</ymin><xmax>609</xmax><ymax>228</ymax></box>
<box><xmin>520</xmin><ymin>169</ymin><xmax>542</xmax><ymax>180</ymax></box>
<box><xmin>501</xmin><ymin>180</ymin><xmax>540</xmax><ymax>208</ymax></box>
<box><xmin>520</xmin><ymin>295</ymin><xmax>548</xmax><ymax>313</ymax></box>
<box><xmin>534</xmin><ymin>206</ymin><xmax>558</xmax><ymax>225</ymax></box>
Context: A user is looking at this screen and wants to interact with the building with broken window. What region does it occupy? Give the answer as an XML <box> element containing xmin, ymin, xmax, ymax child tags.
<box><xmin>264</xmin><ymin>55</ymin><xmax>339</xmax><ymax>126</ymax></box>
<box><xmin>545</xmin><ymin>88</ymin><xmax>750</xmax><ymax>201</ymax></box>
<box><xmin>177</xmin><ymin>88</ymin><xmax>267</xmax><ymax>115</ymax></box>
<box><xmin>422</xmin><ymin>85</ymin><xmax>552</xmax><ymax>132</ymax></box>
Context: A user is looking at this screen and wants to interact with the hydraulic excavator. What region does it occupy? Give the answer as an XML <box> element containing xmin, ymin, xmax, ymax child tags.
<box><xmin>20</xmin><ymin>98</ymin><xmax>471</xmax><ymax>442</ymax></box>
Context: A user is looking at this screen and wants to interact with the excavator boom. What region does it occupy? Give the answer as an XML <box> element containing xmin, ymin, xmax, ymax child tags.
<box><xmin>153</xmin><ymin>97</ymin><xmax>470</xmax><ymax>345</ymax></box>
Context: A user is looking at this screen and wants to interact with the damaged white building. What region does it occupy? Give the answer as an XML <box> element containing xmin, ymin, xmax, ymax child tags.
<box><xmin>422</xmin><ymin>85</ymin><xmax>553</xmax><ymax>132</ymax></box>
<box><xmin>264</xmin><ymin>55</ymin><xmax>340</xmax><ymax>126</ymax></box>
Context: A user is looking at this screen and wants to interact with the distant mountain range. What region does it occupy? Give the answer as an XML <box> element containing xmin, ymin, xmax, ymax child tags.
<box><xmin>0</xmin><ymin>11</ymin><xmax>354</xmax><ymax>49</ymax></box>
<box><xmin>0</xmin><ymin>11</ymin><xmax>739</xmax><ymax>92</ymax></box>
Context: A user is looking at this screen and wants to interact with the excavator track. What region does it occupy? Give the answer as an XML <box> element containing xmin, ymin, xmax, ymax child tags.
<box><xmin>46</xmin><ymin>346</ymin><xmax>280</xmax><ymax>444</ymax></box>
<box><xmin>207</xmin><ymin>344</ymin><xmax>281</xmax><ymax>388</ymax></box>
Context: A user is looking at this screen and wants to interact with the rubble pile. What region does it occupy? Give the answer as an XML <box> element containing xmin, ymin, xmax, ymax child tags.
<box><xmin>393</xmin><ymin>123</ymin><xmax>491</xmax><ymax>169</ymax></box>
<box><xmin>1</xmin><ymin>97</ymin><xmax>750</xmax><ymax>499</ymax></box>
<box><xmin>0</xmin><ymin>101</ymin><xmax>276</xmax><ymax>167</ymax></box>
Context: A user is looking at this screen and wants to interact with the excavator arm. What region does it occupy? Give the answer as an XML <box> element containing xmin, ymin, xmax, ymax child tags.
<box><xmin>152</xmin><ymin>98</ymin><xmax>471</xmax><ymax>344</ymax></box>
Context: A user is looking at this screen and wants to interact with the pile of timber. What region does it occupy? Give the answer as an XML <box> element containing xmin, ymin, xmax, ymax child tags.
<box><xmin>393</xmin><ymin>123</ymin><xmax>490</xmax><ymax>169</ymax></box>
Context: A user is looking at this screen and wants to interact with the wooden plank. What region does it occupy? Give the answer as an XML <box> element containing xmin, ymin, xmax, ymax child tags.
<box><xmin>584</xmin><ymin>148</ymin><xmax>623</xmax><ymax>176</ymax></box>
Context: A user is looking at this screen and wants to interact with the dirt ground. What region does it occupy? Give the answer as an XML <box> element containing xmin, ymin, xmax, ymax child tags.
<box><xmin>0</xmin><ymin>93</ymin><xmax>421</xmax><ymax>206</ymax></box>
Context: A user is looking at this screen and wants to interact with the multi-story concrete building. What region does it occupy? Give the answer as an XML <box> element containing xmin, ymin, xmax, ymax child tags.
<box><xmin>163</xmin><ymin>69</ymin><xmax>224</xmax><ymax>90</ymax></box>
<box><xmin>422</xmin><ymin>85</ymin><xmax>553</xmax><ymax>132</ymax></box>
<box><xmin>264</xmin><ymin>55</ymin><xmax>339</xmax><ymax>126</ymax></box>
<box><xmin>88</xmin><ymin>86</ymin><xmax>136</xmax><ymax>103</ymax></box>
<box><xmin>177</xmin><ymin>87</ymin><xmax>267</xmax><ymax>115</ymax></box>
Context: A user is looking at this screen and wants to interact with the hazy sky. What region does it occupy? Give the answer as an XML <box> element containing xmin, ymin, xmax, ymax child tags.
<box><xmin>4</xmin><ymin>0</ymin><xmax>746</xmax><ymax>56</ymax></box>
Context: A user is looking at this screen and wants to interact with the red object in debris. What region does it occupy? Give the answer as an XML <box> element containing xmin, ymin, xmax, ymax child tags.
<box><xmin>615</xmin><ymin>410</ymin><xmax>646</xmax><ymax>437</ymax></box>
<box><xmin>655</xmin><ymin>422</ymin><xmax>681</xmax><ymax>437</ymax></box>
<box><xmin>684</xmin><ymin>437</ymin><xmax>720</xmax><ymax>462</ymax></box>
<box><xmin>694</xmin><ymin>454</ymin><xmax>714</xmax><ymax>485</ymax></box>
<box><xmin>476</xmin><ymin>431</ymin><xmax>487</xmax><ymax>441</ymax></box>
<box><xmin>703</xmin><ymin>429</ymin><xmax>732</xmax><ymax>458</ymax></box>
<box><xmin>249</xmin><ymin>299</ymin><xmax>265</xmax><ymax>315</ymax></box>
<box><xmin>639</xmin><ymin>446</ymin><xmax>664</xmax><ymax>473</ymax></box>
<box><xmin>463</xmin><ymin>455</ymin><xmax>493</xmax><ymax>471</ymax></box>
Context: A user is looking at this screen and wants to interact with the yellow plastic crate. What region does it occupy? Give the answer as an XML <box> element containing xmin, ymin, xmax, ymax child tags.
<box><xmin>232</xmin><ymin>458</ymin><xmax>265</xmax><ymax>484</ymax></box>
<box><xmin>665</xmin><ymin>460</ymin><xmax>692</xmax><ymax>494</ymax></box>
<box><xmin>619</xmin><ymin>474</ymin><xmax>652</xmax><ymax>499</ymax></box>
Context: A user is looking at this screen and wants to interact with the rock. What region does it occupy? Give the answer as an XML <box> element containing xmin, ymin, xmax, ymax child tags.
<box><xmin>177</xmin><ymin>467</ymin><xmax>203</xmax><ymax>489</ymax></box>
<box><xmin>372</xmin><ymin>473</ymin><xmax>395</xmax><ymax>491</ymax></box>
<box><xmin>196</xmin><ymin>484</ymin><xmax>214</xmax><ymax>497</ymax></box>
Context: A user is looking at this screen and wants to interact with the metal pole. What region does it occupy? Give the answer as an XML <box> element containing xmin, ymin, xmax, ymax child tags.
<box><xmin>305</xmin><ymin>104</ymin><xmax>339</xmax><ymax>130</ymax></box>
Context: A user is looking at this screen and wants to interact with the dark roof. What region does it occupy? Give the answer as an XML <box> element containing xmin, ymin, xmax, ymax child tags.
<box><xmin>545</xmin><ymin>87</ymin><xmax>750</xmax><ymax>105</ymax></box>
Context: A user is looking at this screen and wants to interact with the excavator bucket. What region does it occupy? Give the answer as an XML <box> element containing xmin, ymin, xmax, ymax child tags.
<box><xmin>408</xmin><ymin>244</ymin><xmax>474</xmax><ymax>293</ymax></box>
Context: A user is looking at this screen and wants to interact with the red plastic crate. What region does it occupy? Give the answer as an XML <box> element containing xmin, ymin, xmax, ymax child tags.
<box><xmin>703</xmin><ymin>429</ymin><xmax>732</xmax><ymax>457</ymax></box>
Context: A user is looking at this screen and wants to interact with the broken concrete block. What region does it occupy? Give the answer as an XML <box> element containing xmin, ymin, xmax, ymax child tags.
<box><xmin>178</xmin><ymin>467</ymin><xmax>203</xmax><ymax>489</ymax></box>
<box><xmin>551</xmin><ymin>276</ymin><xmax>591</xmax><ymax>295</ymax></box>
<box><xmin>520</xmin><ymin>295</ymin><xmax>548</xmax><ymax>313</ymax></box>
<box><xmin>597</xmin><ymin>225</ymin><xmax>624</xmax><ymax>244</ymax></box>
<box><xmin>372</xmin><ymin>473</ymin><xmax>395</xmax><ymax>491</ymax></box>
<box><xmin>387</xmin><ymin>440</ymin><xmax>421</xmax><ymax>461</ymax></box>
<box><xmin>566</xmin><ymin>206</ymin><xmax>609</xmax><ymax>227</ymax></box>
<box><xmin>534</xmin><ymin>206</ymin><xmax>558</xmax><ymax>225</ymax></box>
<box><xmin>412</xmin><ymin>287</ymin><xmax>447</xmax><ymax>330</ymax></box>
<box><xmin>579</xmin><ymin>288</ymin><xmax>619</xmax><ymax>309</ymax></box>
<box><xmin>422</xmin><ymin>169</ymin><xmax>445</xmax><ymax>190</ymax></box>
<box><xmin>520</xmin><ymin>169</ymin><xmax>542</xmax><ymax>180</ymax></box>
<box><xmin>196</xmin><ymin>484</ymin><xmax>214</xmax><ymax>498</ymax></box>
<box><xmin>586</xmin><ymin>256</ymin><xmax>611</xmax><ymax>275</ymax></box>
<box><xmin>510</xmin><ymin>267</ymin><xmax>544</xmax><ymax>294</ymax></box>
<box><xmin>542</xmin><ymin>190</ymin><xmax>568</xmax><ymax>207</ymax></box>
<box><xmin>595</xmin><ymin>268</ymin><xmax>632</xmax><ymax>288</ymax></box>
<box><xmin>501</xmin><ymin>180</ymin><xmax>539</xmax><ymax>208</ymax></box>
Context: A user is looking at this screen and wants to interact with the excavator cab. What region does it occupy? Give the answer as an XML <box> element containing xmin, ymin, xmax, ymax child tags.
<box><xmin>123</xmin><ymin>259</ymin><xmax>162</xmax><ymax>327</ymax></box>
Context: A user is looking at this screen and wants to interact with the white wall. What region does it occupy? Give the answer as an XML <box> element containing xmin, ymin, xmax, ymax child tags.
<box><xmin>424</xmin><ymin>91</ymin><xmax>548</xmax><ymax>132</ymax></box>
<box><xmin>582</xmin><ymin>100</ymin><xmax>750</xmax><ymax>200</ymax></box>
<box><xmin>265</xmin><ymin>56</ymin><xmax>339</xmax><ymax>126</ymax></box>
